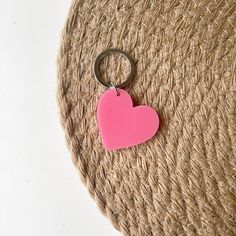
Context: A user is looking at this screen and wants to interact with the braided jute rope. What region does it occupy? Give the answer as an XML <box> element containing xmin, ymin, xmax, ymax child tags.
<box><xmin>57</xmin><ymin>0</ymin><xmax>236</xmax><ymax>235</ymax></box>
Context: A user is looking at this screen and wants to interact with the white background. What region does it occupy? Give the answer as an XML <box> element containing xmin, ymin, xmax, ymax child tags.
<box><xmin>0</xmin><ymin>1</ymin><xmax>120</xmax><ymax>235</ymax></box>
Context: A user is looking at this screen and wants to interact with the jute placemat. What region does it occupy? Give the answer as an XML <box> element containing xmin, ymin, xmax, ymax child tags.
<box><xmin>57</xmin><ymin>1</ymin><xmax>236</xmax><ymax>235</ymax></box>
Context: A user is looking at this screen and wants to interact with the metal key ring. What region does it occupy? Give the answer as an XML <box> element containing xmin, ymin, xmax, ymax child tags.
<box><xmin>93</xmin><ymin>48</ymin><xmax>135</xmax><ymax>88</ymax></box>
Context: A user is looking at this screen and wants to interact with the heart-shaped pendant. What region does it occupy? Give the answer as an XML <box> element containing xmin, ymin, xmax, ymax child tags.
<box><xmin>97</xmin><ymin>89</ymin><xmax>159</xmax><ymax>150</ymax></box>
<box><xmin>93</xmin><ymin>48</ymin><xmax>160</xmax><ymax>150</ymax></box>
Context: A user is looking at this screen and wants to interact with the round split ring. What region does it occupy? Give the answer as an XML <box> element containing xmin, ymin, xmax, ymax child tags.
<box><xmin>93</xmin><ymin>48</ymin><xmax>135</xmax><ymax>89</ymax></box>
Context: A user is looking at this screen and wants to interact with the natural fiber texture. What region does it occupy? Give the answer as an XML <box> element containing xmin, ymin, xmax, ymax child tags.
<box><xmin>57</xmin><ymin>0</ymin><xmax>236</xmax><ymax>235</ymax></box>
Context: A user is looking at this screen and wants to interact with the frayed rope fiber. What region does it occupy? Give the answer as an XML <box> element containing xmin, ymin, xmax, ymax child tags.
<box><xmin>57</xmin><ymin>0</ymin><xmax>236</xmax><ymax>235</ymax></box>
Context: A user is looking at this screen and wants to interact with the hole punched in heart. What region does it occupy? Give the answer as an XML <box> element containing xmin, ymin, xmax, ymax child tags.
<box><xmin>110</xmin><ymin>82</ymin><xmax>120</xmax><ymax>96</ymax></box>
<box><xmin>93</xmin><ymin>48</ymin><xmax>135</xmax><ymax>90</ymax></box>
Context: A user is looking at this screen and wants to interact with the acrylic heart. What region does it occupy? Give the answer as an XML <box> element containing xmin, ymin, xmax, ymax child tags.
<box><xmin>97</xmin><ymin>89</ymin><xmax>159</xmax><ymax>150</ymax></box>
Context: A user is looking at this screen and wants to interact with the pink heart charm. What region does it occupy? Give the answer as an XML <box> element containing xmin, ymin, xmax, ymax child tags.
<box><xmin>97</xmin><ymin>89</ymin><xmax>160</xmax><ymax>150</ymax></box>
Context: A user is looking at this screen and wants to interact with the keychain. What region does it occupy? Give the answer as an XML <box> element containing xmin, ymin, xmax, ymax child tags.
<box><xmin>93</xmin><ymin>49</ymin><xmax>160</xmax><ymax>150</ymax></box>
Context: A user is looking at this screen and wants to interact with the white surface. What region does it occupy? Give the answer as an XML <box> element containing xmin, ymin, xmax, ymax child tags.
<box><xmin>0</xmin><ymin>1</ymin><xmax>120</xmax><ymax>236</ymax></box>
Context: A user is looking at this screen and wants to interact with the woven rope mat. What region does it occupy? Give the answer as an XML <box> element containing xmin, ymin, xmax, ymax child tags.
<box><xmin>57</xmin><ymin>0</ymin><xmax>236</xmax><ymax>235</ymax></box>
